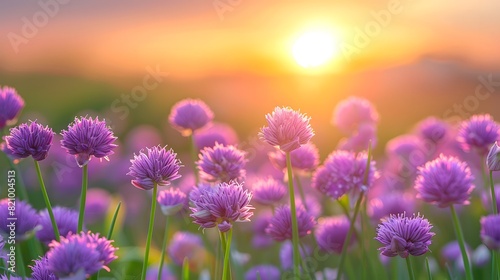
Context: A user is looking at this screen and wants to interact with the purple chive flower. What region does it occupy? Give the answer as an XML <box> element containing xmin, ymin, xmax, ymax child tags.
<box><xmin>0</xmin><ymin>86</ymin><xmax>24</xmax><ymax>129</ymax></box>
<box><xmin>0</xmin><ymin>236</ymin><xmax>4</xmax><ymax>251</ymax></box>
<box><xmin>188</xmin><ymin>183</ymin><xmax>214</xmax><ymax>204</ymax></box>
<box><xmin>251</xmin><ymin>177</ymin><xmax>287</xmax><ymax>206</ymax></box>
<box><xmin>416</xmin><ymin>117</ymin><xmax>448</xmax><ymax>144</ymax></box>
<box><xmin>338</xmin><ymin>123</ymin><xmax>377</xmax><ymax>152</ymax></box>
<box><xmin>375</xmin><ymin>213</ymin><xmax>434</xmax><ymax>258</ymax></box>
<box><xmin>4</xmin><ymin>121</ymin><xmax>54</xmax><ymax>161</ymax></box>
<box><xmin>481</xmin><ymin>214</ymin><xmax>500</xmax><ymax>250</ymax></box>
<box><xmin>84</xmin><ymin>188</ymin><xmax>111</xmax><ymax>224</ymax></box>
<box><xmin>30</xmin><ymin>257</ymin><xmax>57</xmax><ymax>280</ymax></box>
<box><xmin>0</xmin><ymin>199</ymin><xmax>38</xmax><ymax>241</ymax></box>
<box><xmin>266</xmin><ymin>204</ymin><xmax>315</xmax><ymax>241</ymax></box>
<box><xmin>458</xmin><ymin>114</ymin><xmax>500</xmax><ymax>155</ymax></box>
<box><xmin>157</xmin><ymin>187</ymin><xmax>188</xmax><ymax>216</ymax></box>
<box><xmin>47</xmin><ymin>232</ymin><xmax>117</xmax><ymax>278</ymax></box>
<box><xmin>487</xmin><ymin>142</ymin><xmax>500</xmax><ymax>171</ymax></box>
<box><xmin>60</xmin><ymin>116</ymin><xmax>117</xmax><ymax>167</ymax></box>
<box><xmin>194</xmin><ymin>122</ymin><xmax>238</xmax><ymax>150</ymax></box>
<box><xmin>268</xmin><ymin>142</ymin><xmax>319</xmax><ymax>173</ymax></box>
<box><xmin>37</xmin><ymin>207</ymin><xmax>78</xmax><ymax>244</ymax></box>
<box><xmin>245</xmin><ymin>265</ymin><xmax>281</xmax><ymax>280</ymax></box>
<box><xmin>332</xmin><ymin>96</ymin><xmax>379</xmax><ymax>134</ymax></box>
<box><xmin>197</xmin><ymin>143</ymin><xmax>247</xmax><ymax>183</ymax></box>
<box><xmin>386</xmin><ymin>135</ymin><xmax>428</xmax><ymax>170</ymax></box>
<box><xmin>80</xmin><ymin>231</ymin><xmax>118</xmax><ymax>267</ymax></box>
<box><xmin>368</xmin><ymin>192</ymin><xmax>416</xmax><ymax>223</ymax></box>
<box><xmin>259</xmin><ymin>106</ymin><xmax>314</xmax><ymax>153</ymax></box>
<box><xmin>312</xmin><ymin>150</ymin><xmax>377</xmax><ymax>200</ymax></box>
<box><xmin>415</xmin><ymin>155</ymin><xmax>475</xmax><ymax>208</ymax></box>
<box><xmin>168</xmin><ymin>232</ymin><xmax>205</xmax><ymax>268</ymax></box>
<box><xmin>146</xmin><ymin>265</ymin><xmax>177</xmax><ymax>280</ymax></box>
<box><xmin>280</xmin><ymin>241</ymin><xmax>311</xmax><ymax>270</ymax></box>
<box><xmin>127</xmin><ymin>145</ymin><xmax>182</xmax><ymax>191</ymax></box>
<box><xmin>190</xmin><ymin>181</ymin><xmax>253</xmax><ymax>232</ymax></box>
<box><xmin>169</xmin><ymin>99</ymin><xmax>214</xmax><ymax>136</ymax></box>
<box><xmin>316</xmin><ymin>216</ymin><xmax>354</xmax><ymax>254</ymax></box>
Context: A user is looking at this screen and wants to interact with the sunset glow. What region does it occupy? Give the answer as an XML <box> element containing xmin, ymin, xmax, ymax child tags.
<box><xmin>292</xmin><ymin>30</ymin><xmax>339</xmax><ymax>68</ymax></box>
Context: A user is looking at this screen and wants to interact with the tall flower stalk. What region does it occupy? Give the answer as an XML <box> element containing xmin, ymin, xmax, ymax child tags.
<box><xmin>190</xmin><ymin>181</ymin><xmax>253</xmax><ymax>279</ymax></box>
<box><xmin>142</xmin><ymin>183</ymin><xmax>158</xmax><ymax>280</ymax></box>
<box><xmin>415</xmin><ymin>155</ymin><xmax>475</xmax><ymax>280</ymax></box>
<box><xmin>169</xmin><ymin>98</ymin><xmax>214</xmax><ymax>184</ymax></box>
<box><xmin>34</xmin><ymin>160</ymin><xmax>60</xmax><ymax>241</ymax></box>
<box><xmin>61</xmin><ymin>116</ymin><xmax>117</xmax><ymax>232</ymax></box>
<box><xmin>259</xmin><ymin>106</ymin><xmax>314</xmax><ymax>277</ymax></box>
<box><xmin>286</xmin><ymin>152</ymin><xmax>301</xmax><ymax>276</ymax></box>
<box><xmin>375</xmin><ymin>213</ymin><xmax>434</xmax><ymax>280</ymax></box>
<box><xmin>5</xmin><ymin>121</ymin><xmax>60</xmax><ymax>241</ymax></box>
<box><xmin>157</xmin><ymin>188</ymin><xmax>187</xmax><ymax>279</ymax></box>
<box><xmin>128</xmin><ymin>145</ymin><xmax>182</xmax><ymax>280</ymax></box>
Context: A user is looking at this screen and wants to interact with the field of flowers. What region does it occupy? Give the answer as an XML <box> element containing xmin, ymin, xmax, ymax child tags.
<box><xmin>1</xmin><ymin>86</ymin><xmax>500</xmax><ymax>280</ymax></box>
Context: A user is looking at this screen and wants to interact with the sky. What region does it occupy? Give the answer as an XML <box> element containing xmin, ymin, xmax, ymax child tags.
<box><xmin>1</xmin><ymin>0</ymin><xmax>500</xmax><ymax>79</ymax></box>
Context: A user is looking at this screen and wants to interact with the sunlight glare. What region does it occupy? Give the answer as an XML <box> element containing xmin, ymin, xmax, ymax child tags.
<box><xmin>292</xmin><ymin>30</ymin><xmax>338</xmax><ymax>68</ymax></box>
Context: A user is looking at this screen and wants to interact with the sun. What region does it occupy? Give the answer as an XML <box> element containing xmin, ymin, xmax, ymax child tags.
<box><xmin>292</xmin><ymin>30</ymin><xmax>338</xmax><ymax>68</ymax></box>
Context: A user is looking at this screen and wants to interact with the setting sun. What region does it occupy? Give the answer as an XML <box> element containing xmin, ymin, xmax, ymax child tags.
<box><xmin>292</xmin><ymin>30</ymin><xmax>339</xmax><ymax>68</ymax></box>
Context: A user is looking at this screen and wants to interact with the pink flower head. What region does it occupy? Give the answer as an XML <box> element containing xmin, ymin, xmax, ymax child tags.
<box><xmin>265</xmin><ymin>204</ymin><xmax>315</xmax><ymax>241</ymax></box>
<box><xmin>127</xmin><ymin>145</ymin><xmax>182</xmax><ymax>191</ymax></box>
<box><xmin>457</xmin><ymin>114</ymin><xmax>500</xmax><ymax>156</ymax></box>
<box><xmin>190</xmin><ymin>181</ymin><xmax>253</xmax><ymax>232</ymax></box>
<box><xmin>169</xmin><ymin>99</ymin><xmax>214</xmax><ymax>136</ymax></box>
<box><xmin>332</xmin><ymin>96</ymin><xmax>379</xmax><ymax>134</ymax></box>
<box><xmin>61</xmin><ymin>116</ymin><xmax>117</xmax><ymax>167</ymax></box>
<box><xmin>415</xmin><ymin>155</ymin><xmax>475</xmax><ymax>208</ymax></box>
<box><xmin>375</xmin><ymin>213</ymin><xmax>434</xmax><ymax>258</ymax></box>
<box><xmin>259</xmin><ymin>107</ymin><xmax>314</xmax><ymax>153</ymax></box>
<box><xmin>197</xmin><ymin>143</ymin><xmax>247</xmax><ymax>183</ymax></box>
<box><xmin>312</xmin><ymin>150</ymin><xmax>377</xmax><ymax>200</ymax></box>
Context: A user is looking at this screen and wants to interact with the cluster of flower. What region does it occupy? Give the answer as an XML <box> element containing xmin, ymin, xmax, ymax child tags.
<box><xmin>2</xmin><ymin>85</ymin><xmax>500</xmax><ymax>280</ymax></box>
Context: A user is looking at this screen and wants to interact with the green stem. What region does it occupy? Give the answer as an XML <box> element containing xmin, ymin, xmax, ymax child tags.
<box><xmin>405</xmin><ymin>257</ymin><xmax>416</xmax><ymax>280</ymax></box>
<box><xmin>425</xmin><ymin>257</ymin><xmax>433</xmax><ymax>280</ymax></box>
<box><xmin>34</xmin><ymin>160</ymin><xmax>60</xmax><ymax>241</ymax></box>
<box><xmin>182</xmin><ymin>257</ymin><xmax>190</xmax><ymax>280</ymax></box>
<box><xmin>27</xmin><ymin>236</ymin><xmax>44</xmax><ymax>263</ymax></box>
<box><xmin>78</xmin><ymin>164</ymin><xmax>88</xmax><ymax>232</ymax></box>
<box><xmin>492</xmin><ymin>251</ymin><xmax>497</xmax><ymax>280</ymax></box>
<box><xmin>107</xmin><ymin>202</ymin><xmax>122</xmax><ymax>240</ymax></box>
<box><xmin>496</xmin><ymin>251</ymin><xmax>500</xmax><ymax>280</ymax></box>
<box><xmin>337</xmin><ymin>141</ymin><xmax>372</xmax><ymax>280</ymax></box>
<box><xmin>450</xmin><ymin>205</ymin><xmax>473</xmax><ymax>280</ymax></box>
<box><xmin>490</xmin><ymin>171</ymin><xmax>498</xmax><ymax>214</ymax></box>
<box><xmin>222</xmin><ymin>228</ymin><xmax>233</xmax><ymax>280</ymax></box>
<box><xmin>286</xmin><ymin>152</ymin><xmax>301</xmax><ymax>278</ymax></box>
<box><xmin>295</xmin><ymin>176</ymin><xmax>308</xmax><ymax>211</ymax></box>
<box><xmin>15</xmin><ymin>245</ymin><xmax>26</xmax><ymax>278</ymax></box>
<box><xmin>96</xmin><ymin>202</ymin><xmax>121</xmax><ymax>280</ymax></box>
<box><xmin>189</xmin><ymin>134</ymin><xmax>200</xmax><ymax>185</ymax></box>
<box><xmin>141</xmin><ymin>184</ymin><xmax>158</xmax><ymax>280</ymax></box>
<box><xmin>336</xmin><ymin>191</ymin><xmax>364</xmax><ymax>280</ymax></box>
<box><xmin>157</xmin><ymin>217</ymin><xmax>169</xmax><ymax>280</ymax></box>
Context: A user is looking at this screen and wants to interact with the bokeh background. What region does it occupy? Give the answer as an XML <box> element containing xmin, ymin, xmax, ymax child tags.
<box><xmin>1</xmin><ymin>0</ymin><xmax>500</xmax><ymax>279</ymax></box>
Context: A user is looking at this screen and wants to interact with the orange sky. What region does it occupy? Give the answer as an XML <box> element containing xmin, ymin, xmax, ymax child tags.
<box><xmin>1</xmin><ymin>0</ymin><xmax>500</xmax><ymax>78</ymax></box>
